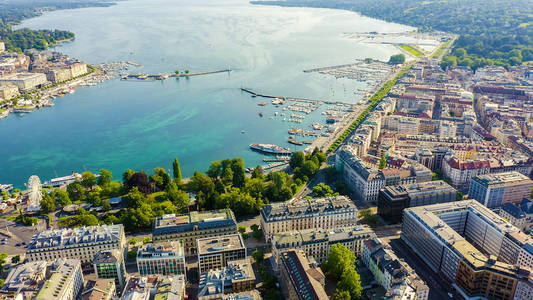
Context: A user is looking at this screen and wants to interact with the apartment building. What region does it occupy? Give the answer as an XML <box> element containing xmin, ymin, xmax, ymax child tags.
<box><xmin>2</xmin><ymin>261</ymin><xmax>48</xmax><ymax>298</ymax></box>
<box><xmin>362</xmin><ymin>238</ymin><xmax>429</xmax><ymax>300</ymax></box>
<box><xmin>34</xmin><ymin>259</ymin><xmax>84</xmax><ymax>300</ymax></box>
<box><xmin>81</xmin><ymin>279</ymin><xmax>116</xmax><ymax>300</ymax></box>
<box><xmin>93</xmin><ymin>249</ymin><xmax>126</xmax><ymax>291</ymax></box>
<box><xmin>469</xmin><ymin>172</ymin><xmax>533</xmax><ymax>208</ymax></box>
<box><xmin>260</xmin><ymin>196</ymin><xmax>357</xmax><ymax>242</ymax></box>
<box><xmin>0</xmin><ymin>72</ymin><xmax>47</xmax><ymax>91</ymax></box>
<box><xmin>137</xmin><ymin>242</ymin><xmax>186</xmax><ymax>276</ymax></box>
<box><xmin>280</xmin><ymin>250</ymin><xmax>327</xmax><ymax>300</ymax></box>
<box><xmin>0</xmin><ymin>84</ymin><xmax>18</xmax><ymax>100</ymax></box>
<box><xmin>378</xmin><ymin>180</ymin><xmax>457</xmax><ymax>223</ymax></box>
<box><xmin>335</xmin><ymin>146</ymin><xmax>433</xmax><ymax>202</ymax></box>
<box><xmin>197</xmin><ymin>234</ymin><xmax>246</xmax><ymax>274</ymax></box>
<box><xmin>272</xmin><ymin>225</ymin><xmax>376</xmax><ymax>266</ymax></box>
<box><xmin>152</xmin><ymin>209</ymin><xmax>237</xmax><ymax>255</ymax></box>
<box><xmin>154</xmin><ymin>275</ymin><xmax>186</xmax><ymax>300</ymax></box>
<box><xmin>401</xmin><ymin>201</ymin><xmax>533</xmax><ymax>299</ymax></box>
<box><xmin>198</xmin><ymin>259</ymin><xmax>255</xmax><ymax>299</ymax></box>
<box><xmin>26</xmin><ymin>224</ymin><xmax>125</xmax><ymax>264</ymax></box>
<box><xmin>500</xmin><ymin>198</ymin><xmax>533</xmax><ymax>233</ymax></box>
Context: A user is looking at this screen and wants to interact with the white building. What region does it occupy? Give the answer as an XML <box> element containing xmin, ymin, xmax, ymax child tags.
<box><xmin>272</xmin><ymin>225</ymin><xmax>376</xmax><ymax>267</ymax></box>
<box><xmin>26</xmin><ymin>224</ymin><xmax>126</xmax><ymax>264</ymax></box>
<box><xmin>0</xmin><ymin>72</ymin><xmax>47</xmax><ymax>91</ymax></box>
<box><xmin>34</xmin><ymin>259</ymin><xmax>84</xmax><ymax>300</ymax></box>
<box><xmin>260</xmin><ymin>196</ymin><xmax>357</xmax><ymax>242</ymax></box>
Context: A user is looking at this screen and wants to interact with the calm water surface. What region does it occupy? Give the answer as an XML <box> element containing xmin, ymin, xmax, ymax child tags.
<box><xmin>1</xmin><ymin>0</ymin><xmax>412</xmax><ymax>187</ymax></box>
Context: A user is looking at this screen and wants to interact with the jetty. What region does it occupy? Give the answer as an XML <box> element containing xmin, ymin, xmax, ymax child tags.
<box><xmin>122</xmin><ymin>69</ymin><xmax>231</xmax><ymax>80</ymax></box>
<box><xmin>241</xmin><ymin>88</ymin><xmax>353</xmax><ymax>106</ymax></box>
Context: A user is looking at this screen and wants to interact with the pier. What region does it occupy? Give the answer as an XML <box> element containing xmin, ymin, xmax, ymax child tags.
<box><xmin>240</xmin><ymin>88</ymin><xmax>353</xmax><ymax>106</ymax></box>
<box><xmin>122</xmin><ymin>69</ymin><xmax>231</xmax><ymax>80</ymax></box>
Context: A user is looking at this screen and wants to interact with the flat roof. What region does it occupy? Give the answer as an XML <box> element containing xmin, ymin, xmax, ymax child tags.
<box><xmin>273</xmin><ymin>226</ymin><xmax>374</xmax><ymax>247</ymax></box>
<box><xmin>197</xmin><ymin>234</ymin><xmax>245</xmax><ymax>255</ymax></box>
<box><xmin>405</xmin><ymin>200</ymin><xmax>526</xmax><ymax>276</ymax></box>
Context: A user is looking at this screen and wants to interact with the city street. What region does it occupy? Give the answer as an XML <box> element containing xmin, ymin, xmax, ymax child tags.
<box><xmin>389</xmin><ymin>238</ymin><xmax>456</xmax><ymax>300</ymax></box>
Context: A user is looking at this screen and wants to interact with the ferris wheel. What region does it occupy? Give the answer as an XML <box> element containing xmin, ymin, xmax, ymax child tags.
<box><xmin>27</xmin><ymin>175</ymin><xmax>42</xmax><ymax>212</ymax></box>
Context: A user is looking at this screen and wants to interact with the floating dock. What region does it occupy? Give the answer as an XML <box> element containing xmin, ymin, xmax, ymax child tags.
<box><xmin>122</xmin><ymin>69</ymin><xmax>231</xmax><ymax>80</ymax></box>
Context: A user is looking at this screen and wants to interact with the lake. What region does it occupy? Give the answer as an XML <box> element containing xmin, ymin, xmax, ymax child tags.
<box><xmin>0</xmin><ymin>0</ymin><xmax>412</xmax><ymax>187</ymax></box>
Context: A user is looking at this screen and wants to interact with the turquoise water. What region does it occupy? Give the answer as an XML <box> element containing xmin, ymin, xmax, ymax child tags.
<box><xmin>1</xmin><ymin>0</ymin><xmax>411</xmax><ymax>187</ymax></box>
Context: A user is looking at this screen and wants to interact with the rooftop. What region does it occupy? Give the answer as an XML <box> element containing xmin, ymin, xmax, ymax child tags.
<box><xmin>405</xmin><ymin>200</ymin><xmax>531</xmax><ymax>276</ymax></box>
<box><xmin>3</xmin><ymin>261</ymin><xmax>47</xmax><ymax>292</ymax></box>
<box><xmin>198</xmin><ymin>258</ymin><xmax>255</xmax><ymax>298</ymax></box>
<box><xmin>27</xmin><ymin>224</ymin><xmax>124</xmax><ymax>250</ymax></box>
<box><xmin>472</xmin><ymin>171</ymin><xmax>532</xmax><ymax>186</ymax></box>
<box><xmin>153</xmin><ymin>209</ymin><xmax>236</xmax><ymax>236</ymax></box>
<box><xmin>197</xmin><ymin>234</ymin><xmax>245</xmax><ymax>255</ymax></box>
<box><xmin>93</xmin><ymin>249</ymin><xmax>122</xmax><ymax>264</ymax></box>
<box><xmin>137</xmin><ymin>241</ymin><xmax>184</xmax><ymax>259</ymax></box>
<box><xmin>273</xmin><ymin>226</ymin><xmax>375</xmax><ymax>248</ymax></box>
<box><xmin>35</xmin><ymin>259</ymin><xmax>81</xmax><ymax>300</ymax></box>
<box><xmin>382</xmin><ymin>180</ymin><xmax>456</xmax><ymax>198</ymax></box>
<box><xmin>280</xmin><ymin>250</ymin><xmax>328</xmax><ymax>300</ymax></box>
<box><xmin>81</xmin><ymin>279</ymin><xmax>115</xmax><ymax>300</ymax></box>
<box><xmin>153</xmin><ymin>275</ymin><xmax>185</xmax><ymax>300</ymax></box>
<box><xmin>261</xmin><ymin>196</ymin><xmax>356</xmax><ymax>221</ymax></box>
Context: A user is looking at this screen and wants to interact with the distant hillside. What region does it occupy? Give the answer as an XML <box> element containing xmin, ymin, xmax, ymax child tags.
<box><xmin>0</xmin><ymin>0</ymin><xmax>117</xmax><ymax>52</ymax></box>
<box><xmin>251</xmin><ymin>0</ymin><xmax>533</xmax><ymax>69</ymax></box>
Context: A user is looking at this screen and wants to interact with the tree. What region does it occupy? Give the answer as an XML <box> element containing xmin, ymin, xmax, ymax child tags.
<box><xmin>301</xmin><ymin>160</ymin><xmax>319</xmax><ymax>178</ymax></box>
<box><xmin>166</xmin><ymin>182</ymin><xmax>189</xmax><ymax>211</ymax></box>
<box><xmin>252</xmin><ymin>249</ymin><xmax>264</xmax><ymax>264</ymax></box>
<box><xmin>143</xmin><ymin>236</ymin><xmax>152</xmax><ymax>244</ymax></box>
<box><xmin>67</xmin><ymin>182</ymin><xmax>84</xmax><ymax>202</ymax></box>
<box><xmin>174</xmin><ymin>70</ymin><xmax>180</xmax><ymax>76</ymax></box>
<box><xmin>440</xmin><ymin>55</ymin><xmax>457</xmax><ymax>70</ymax></box>
<box><xmin>103</xmin><ymin>214</ymin><xmax>119</xmax><ymax>225</ymax></box>
<box><xmin>0</xmin><ymin>253</ymin><xmax>7</xmax><ymax>273</ymax></box>
<box><xmin>238</xmin><ymin>225</ymin><xmax>246</xmax><ymax>234</ymax></box>
<box><xmin>338</xmin><ymin>266</ymin><xmax>363</xmax><ymax>300</ymax></box>
<box><xmin>98</xmin><ymin>169</ymin><xmax>112</xmax><ymax>186</ymax></box>
<box><xmin>81</xmin><ymin>171</ymin><xmax>96</xmax><ymax>189</ymax></box>
<box><xmin>184</xmin><ymin>70</ymin><xmax>190</xmax><ymax>74</ymax></box>
<box><xmin>101</xmin><ymin>199</ymin><xmax>111</xmax><ymax>211</ymax></box>
<box><xmin>265</xmin><ymin>172</ymin><xmax>294</xmax><ymax>202</ymax></box>
<box><xmin>124</xmin><ymin>187</ymin><xmax>146</xmax><ymax>208</ymax></box>
<box><xmin>127</xmin><ymin>250</ymin><xmax>137</xmax><ymax>260</ymax></box>
<box><xmin>243</xmin><ymin>178</ymin><xmax>265</xmax><ymax>200</ymax></box>
<box><xmin>150</xmin><ymin>168</ymin><xmax>171</xmax><ymax>191</ymax></box>
<box><xmin>40</xmin><ymin>193</ymin><xmax>56</xmax><ymax>213</ymax></box>
<box><xmin>334</xmin><ymin>289</ymin><xmax>351</xmax><ymax>300</ymax></box>
<box><xmin>126</xmin><ymin>171</ymin><xmax>151</xmax><ymax>194</ymax></box>
<box><xmin>231</xmin><ymin>158</ymin><xmax>246</xmax><ymax>188</ymax></box>
<box><xmin>378</xmin><ymin>155</ymin><xmax>387</xmax><ymax>170</ymax></box>
<box><xmin>251</xmin><ymin>165</ymin><xmax>264</xmax><ymax>179</ymax></box>
<box><xmin>122</xmin><ymin>169</ymin><xmax>135</xmax><ymax>184</ymax></box>
<box><xmin>54</xmin><ymin>189</ymin><xmax>71</xmax><ymax>206</ymax></box>
<box><xmin>129</xmin><ymin>238</ymin><xmax>138</xmax><ymax>245</ymax></box>
<box><xmin>388</xmin><ymin>54</ymin><xmax>405</xmax><ymax>64</ymax></box>
<box><xmin>11</xmin><ymin>254</ymin><xmax>20</xmax><ymax>264</ymax></box>
<box><xmin>290</xmin><ymin>151</ymin><xmax>305</xmax><ymax>169</ymax></box>
<box><xmin>172</xmin><ymin>158</ymin><xmax>182</xmax><ymax>183</ymax></box>
<box><xmin>325</xmin><ymin>244</ymin><xmax>356</xmax><ymax>279</ymax></box>
<box><xmin>456</xmin><ymin>191</ymin><xmax>464</xmax><ymax>201</ymax></box>
<box><xmin>312</xmin><ymin>183</ymin><xmax>338</xmax><ymax>197</ymax></box>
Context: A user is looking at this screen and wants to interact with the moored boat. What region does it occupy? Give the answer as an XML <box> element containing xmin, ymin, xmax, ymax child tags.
<box><xmin>249</xmin><ymin>144</ymin><xmax>292</xmax><ymax>155</ymax></box>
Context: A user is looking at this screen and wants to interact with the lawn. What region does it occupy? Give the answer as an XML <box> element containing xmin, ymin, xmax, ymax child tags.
<box><xmin>399</xmin><ymin>44</ymin><xmax>425</xmax><ymax>57</ymax></box>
